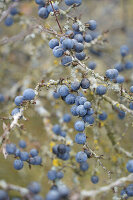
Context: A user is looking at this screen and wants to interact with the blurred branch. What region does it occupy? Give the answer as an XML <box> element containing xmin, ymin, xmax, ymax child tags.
<box><xmin>81</xmin><ymin>173</ymin><xmax>133</xmax><ymax>199</ymax></box>
<box><xmin>0</xmin><ymin>2</ymin><xmax>18</xmax><ymax>23</ymax></box>
<box><xmin>0</xmin><ymin>180</ymin><xmax>33</xmax><ymax>200</ymax></box>
<box><xmin>0</xmin><ymin>25</ymin><xmax>35</xmax><ymax>46</ymax></box>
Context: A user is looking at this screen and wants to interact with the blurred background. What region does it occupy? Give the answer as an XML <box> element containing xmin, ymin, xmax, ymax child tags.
<box><xmin>0</xmin><ymin>0</ymin><xmax>133</xmax><ymax>199</ymax></box>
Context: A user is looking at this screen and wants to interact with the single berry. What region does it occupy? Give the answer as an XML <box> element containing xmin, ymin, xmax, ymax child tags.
<box><xmin>74</xmin><ymin>120</ymin><xmax>85</xmax><ymax>132</ymax></box>
<box><xmin>23</xmin><ymin>88</ymin><xmax>35</xmax><ymax>100</ymax></box>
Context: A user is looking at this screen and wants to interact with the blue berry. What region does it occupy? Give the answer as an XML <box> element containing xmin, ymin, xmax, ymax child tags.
<box><xmin>52</xmin><ymin>124</ymin><xmax>61</xmax><ymax>135</ymax></box>
<box><xmin>65</xmin><ymin>94</ymin><xmax>76</xmax><ymax>104</ymax></box>
<box><xmin>47</xmin><ymin>170</ymin><xmax>57</xmax><ymax>181</ymax></box>
<box><xmin>29</xmin><ymin>157</ymin><xmax>36</xmax><ymax>165</ymax></box>
<box><xmin>15</xmin><ymin>148</ymin><xmax>21</xmax><ymax>157</ymax></box>
<box><xmin>20</xmin><ymin>152</ymin><xmax>29</xmax><ymax>161</ymax></box>
<box><xmin>46</xmin><ymin>190</ymin><xmax>60</xmax><ymax>200</ymax></box>
<box><xmin>96</xmin><ymin>85</ymin><xmax>107</xmax><ymax>95</ymax></box>
<box><xmin>0</xmin><ymin>94</ymin><xmax>4</xmax><ymax>102</ymax></box>
<box><xmin>129</xmin><ymin>102</ymin><xmax>133</xmax><ymax>110</ymax></box>
<box><xmin>126</xmin><ymin>184</ymin><xmax>133</xmax><ymax>197</ymax></box>
<box><xmin>28</xmin><ymin>182</ymin><xmax>41</xmax><ymax>194</ymax></box>
<box><xmin>88</xmin><ymin>61</ymin><xmax>96</xmax><ymax>70</ymax></box>
<box><xmin>74</xmin><ymin>120</ymin><xmax>85</xmax><ymax>131</ymax></box>
<box><xmin>60</xmin><ymin>131</ymin><xmax>66</xmax><ymax>137</ymax></box>
<box><xmin>83</xmin><ymin>115</ymin><xmax>95</xmax><ymax>124</ymax></box>
<box><xmin>34</xmin><ymin>156</ymin><xmax>42</xmax><ymax>165</ymax></box>
<box><xmin>14</xmin><ymin>159</ymin><xmax>23</xmax><ymax>170</ymax></box>
<box><xmin>125</xmin><ymin>61</ymin><xmax>133</xmax><ymax>70</ymax></box>
<box><xmin>120</xmin><ymin>189</ymin><xmax>128</xmax><ymax>199</ymax></box>
<box><xmin>53</xmin><ymin>91</ymin><xmax>60</xmax><ymax>99</ymax></box>
<box><xmin>130</xmin><ymin>86</ymin><xmax>133</xmax><ymax>93</ymax></box>
<box><xmin>49</xmin><ymin>39</ymin><xmax>59</xmax><ymax>49</ymax></box>
<box><xmin>56</xmin><ymin>171</ymin><xmax>64</xmax><ymax>179</ymax></box>
<box><xmin>30</xmin><ymin>149</ymin><xmax>38</xmax><ymax>157</ymax></box>
<box><xmin>76</xmin><ymin>151</ymin><xmax>87</xmax><ymax>163</ymax></box>
<box><xmin>88</xmin><ymin>20</ymin><xmax>97</xmax><ymax>30</ymax></box>
<box><xmin>63</xmin><ymin>113</ymin><xmax>71</xmax><ymax>122</ymax></box>
<box><xmin>75</xmin><ymin>96</ymin><xmax>81</xmax><ymax>106</ymax></box>
<box><xmin>91</xmin><ymin>175</ymin><xmax>99</xmax><ymax>184</ymax></box>
<box><xmin>74</xmin><ymin>34</ymin><xmax>84</xmax><ymax>43</ymax></box>
<box><xmin>58</xmin><ymin>85</ymin><xmax>69</xmax><ymax>97</ymax></box>
<box><xmin>23</xmin><ymin>88</ymin><xmax>35</xmax><ymax>100</ymax></box>
<box><xmin>90</xmin><ymin>31</ymin><xmax>99</xmax><ymax>39</ymax></box>
<box><xmin>106</xmin><ymin>69</ymin><xmax>118</xmax><ymax>79</ymax></box>
<box><xmin>120</xmin><ymin>45</ymin><xmax>129</xmax><ymax>57</ymax></box>
<box><xmin>79</xmin><ymin>97</ymin><xmax>87</xmax><ymax>105</ymax></box>
<box><xmin>84</xmin><ymin>34</ymin><xmax>92</xmax><ymax>43</ymax></box>
<box><xmin>72</xmin><ymin>23</ymin><xmax>79</xmax><ymax>31</ymax></box>
<box><xmin>71</xmin><ymin>81</ymin><xmax>80</xmax><ymax>91</ymax></box>
<box><xmin>4</xmin><ymin>17</ymin><xmax>14</xmax><ymax>26</ymax></box>
<box><xmin>10</xmin><ymin>7</ymin><xmax>18</xmax><ymax>16</ymax></box>
<box><xmin>75</xmin><ymin>52</ymin><xmax>86</xmax><ymax>60</ymax></box>
<box><xmin>84</xmin><ymin>101</ymin><xmax>91</xmax><ymax>109</ymax></box>
<box><xmin>0</xmin><ymin>190</ymin><xmax>8</xmax><ymax>200</ymax></box>
<box><xmin>6</xmin><ymin>143</ymin><xmax>16</xmax><ymax>155</ymax></box>
<box><xmin>53</xmin><ymin>46</ymin><xmax>64</xmax><ymax>58</ymax></box>
<box><xmin>58</xmin><ymin>144</ymin><xmax>67</xmax><ymax>154</ymax></box>
<box><xmin>11</xmin><ymin>108</ymin><xmax>20</xmax><ymax>116</ymax></box>
<box><xmin>64</xmin><ymin>0</ymin><xmax>75</xmax><ymax>6</ymax></box>
<box><xmin>76</xmin><ymin>105</ymin><xmax>87</xmax><ymax>116</ymax></box>
<box><xmin>98</xmin><ymin>111</ymin><xmax>107</xmax><ymax>121</ymax></box>
<box><xmin>116</xmin><ymin>75</ymin><xmax>125</xmax><ymax>84</ymax></box>
<box><xmin>61</xmin><ymin>56</ymin><xmax>72</xmax><ymax>66</ymax></box>
<box><xmin>74</xmin><ymin>0</ymin><xmax>82</xmax><ymax>6</ymax></box>
<box><xmin>58</xmin><ymin>185</ymin><xmax>70</xmax><ymax>198</ymax></box>
<box><xmin>71</xmin><ymin>105</ymin><xmax>78</xmax><ymax>116</ymax></box>
<box><xmin>75</xmin><ymin>133</ymin><xmax>86</xmax><ymax>144</ymax></box>
<box><xmin>52</xmin><ymin>144</ymin><xmax>58</xmax><ymax>155</ymax></box>
<box><xmin>14</xmin><ymin>96</ymin><xmax>23</xmax><ymax>106</ymax></box>
<box><xmin>80</xmin><ymin>78</ymin><xmax>90</xmax><ymax>89</ymax></box>
<box><xmin>80</xmin><ymin>162</ymin><xmax>89</xmax><ymax>171</ymax></box>
<box><xmin>62</xmin><ymin>38</ymin><xmax>74</xmax><ymax>50</ymax></box>
<box><xmin>35</xmin><ymin>0</ymin><xmax>45</xmax><ymax>5</ymax></box>
<box><xmin>60</xmin><ymin>36</ymin><xmax>65</xmax><ymax>44</ymax></box>
<box><xmin>118</xmin><ymin>110</ymin><xmax>125</xmax><ymax>120</ymax></box>
<box><xmin>74</xmin><ymin>42</ymin><xmax>84</xmax><ymax>53</ymax></box>
<box><xmin>114</xmin><ymin>63</ymin><xmax>124</xmax><ymax>72</ymax></box>
<box><xmin>58</xmin><ymin>152</ymin><xmax>70</xmax><ymax>160</ymax></box>
<box><xmin>126</xmin><ymin>160</ymin><xmax>133</xmax><ymax>173</ymax></box>
<box><xmin>87</xmin><ymin>108</ymin><xmax>94</xmax><ymax>115</ymax></box>
<box><xmin>38</xmin><ymin>7</ymin><xmax>49</xmax><ymax>19</ymax></box>
<box><xmin>19</xmin><ymin>140</ymin><xmax>26</xmax><ymax>148</ymax></box>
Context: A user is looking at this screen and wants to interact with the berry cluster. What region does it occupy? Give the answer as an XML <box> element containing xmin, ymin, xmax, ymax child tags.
<box><xmin>52</xmin><ymin>144</ymin><xmax>70</xmax><ymax>161</ymax></box>
<box><xmin>6</xmin><ymin>140</ymin><xmax>42</xmax><ymax>170</ymax></box>
<box><xmin>48</xmin><ymin>19</ymin><xmax>97</xmax><ymax>64</ymax></box>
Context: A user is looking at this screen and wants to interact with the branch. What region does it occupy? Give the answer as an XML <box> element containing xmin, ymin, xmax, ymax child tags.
<box><xmin>81</xmin><ymin>173</ymin><xmax>133</xmax><ymax>199</ymax></box>
<box><xmin>0</xmin><ymin>180</ymin><xmax>30</xmax><ymax>198</ymax></box>
<box><xmin>0</xmin><ymin>2</ymin><xmax>18</xmax><ymax>23</ymax></box>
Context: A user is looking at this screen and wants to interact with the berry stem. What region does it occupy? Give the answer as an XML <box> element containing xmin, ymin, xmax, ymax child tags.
<box><xmin>48</xmin><ymin>0</ymin><xmax>63</xmax><ymax>33</ymax></box>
